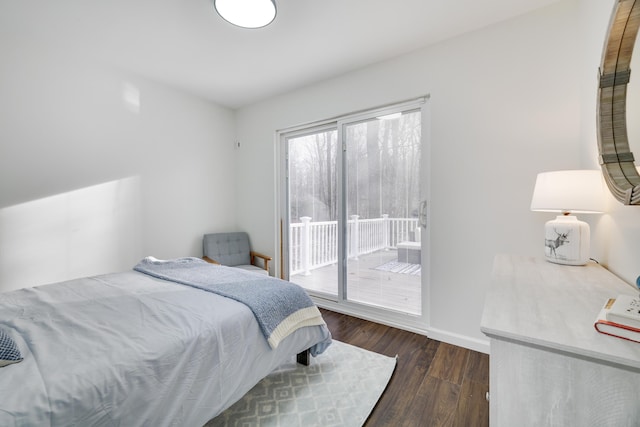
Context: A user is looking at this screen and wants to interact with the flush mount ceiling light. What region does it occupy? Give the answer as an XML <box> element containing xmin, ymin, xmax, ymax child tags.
<box><xmin>213</xmin><ymin>0</ymin><xmax>277</xmax><ymax>29</ymax></box>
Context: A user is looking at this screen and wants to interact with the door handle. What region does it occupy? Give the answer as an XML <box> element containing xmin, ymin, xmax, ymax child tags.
<box><xmin>419</xmin><ymin>200</ymin><xmax>427</xmax><ymax>229</ymax></box>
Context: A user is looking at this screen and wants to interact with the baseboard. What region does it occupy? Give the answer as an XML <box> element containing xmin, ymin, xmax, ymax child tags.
<box><xmin>427</xmin><ymin>327</ymin><xmax>490</xmax><ymax>354</ymax></box>
<box><xmin>315</xmin><ymin>298</ymin><xmax>491</xmax><ymax>354</ymax></box>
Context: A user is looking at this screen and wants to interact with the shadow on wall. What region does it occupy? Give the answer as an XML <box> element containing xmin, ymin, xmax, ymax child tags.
<box><xmin>0</xmin><ymin>176</ymin><xmax>142</xmax><ymax>292</ymax></box>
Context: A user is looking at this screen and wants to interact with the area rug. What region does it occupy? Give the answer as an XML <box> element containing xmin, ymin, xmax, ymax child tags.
<box><xmin>373</xmin><ymin>260</ymin><xmax>421</xmax><ymax>275</ymax></box>
<box><xmin>205</xmin><ymin>340</ymin><xmax>397</xmax><ymax>427</ymax></box>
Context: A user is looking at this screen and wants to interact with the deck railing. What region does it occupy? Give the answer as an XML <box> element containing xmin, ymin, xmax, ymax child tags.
<box><xmin>290</xmin><ymin>215</ymin><xmax>419</xmax><ymax>276</ymax></box>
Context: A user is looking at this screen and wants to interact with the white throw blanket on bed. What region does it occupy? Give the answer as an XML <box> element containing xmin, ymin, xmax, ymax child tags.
<box><xmin>134</xmin><ymin>256</ymin><xmax>330</xmax><ymax>354</ymax></box>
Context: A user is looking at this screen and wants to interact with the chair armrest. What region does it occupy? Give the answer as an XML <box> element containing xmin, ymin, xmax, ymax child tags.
<box><xmin>202</xmin><ymin>256</ymin><xmax>220</xmax><ymax>265</ymax></box>
<box><xmin>250</xmin><ymin>251</ymin><xmax>272</xmax><ymax>272</ymax></box>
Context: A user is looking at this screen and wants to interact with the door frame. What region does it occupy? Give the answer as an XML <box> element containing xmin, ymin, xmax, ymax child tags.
<box><xmin>276</xmin><ymin>96</ymin><xmax>431</xmax><ymax>334</ymax></box>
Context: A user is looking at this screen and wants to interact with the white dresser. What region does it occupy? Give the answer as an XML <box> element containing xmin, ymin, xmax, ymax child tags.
<box><xmin>481</xmin><ymin>255</ymin><xmax>640</xmax><ymax>427</ymax></box>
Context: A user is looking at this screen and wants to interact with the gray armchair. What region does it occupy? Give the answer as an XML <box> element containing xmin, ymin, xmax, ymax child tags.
<box><xmin>202</xmin><ymin>232</ymin><xmax>271</xmax><ymax>275</ymax></box>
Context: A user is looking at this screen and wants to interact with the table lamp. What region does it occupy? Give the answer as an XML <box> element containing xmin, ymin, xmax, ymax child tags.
<box><xmin>530</xmin><ymin>170</ymin><xmax>605</xmax><ymax>265</ymax></box>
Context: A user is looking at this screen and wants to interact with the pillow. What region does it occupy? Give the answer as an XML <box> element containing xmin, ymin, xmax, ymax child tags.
<box><xmin>0</xmin><ymin>329</ymin><xmax>23</xmax><ymax>367</ymax></box>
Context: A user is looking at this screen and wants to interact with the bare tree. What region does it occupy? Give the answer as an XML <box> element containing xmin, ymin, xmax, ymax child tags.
<box><xmin>366</xmin><ymin>120</ymin><xmax>381</xmax><ymax>218</ymax></box>
<box><xmin>288</xmin><ymin>110</ymin><xmax>421</xmax><ymax>223</ymax></box>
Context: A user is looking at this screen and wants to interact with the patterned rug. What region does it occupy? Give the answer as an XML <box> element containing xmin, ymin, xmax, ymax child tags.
<box><xmin>373</xmin><ymin>260</ymin><xmax>421</xmax><ymax>275</ymax></box>
<box><xmin>205</xmin><ymin>340</ymin><xmax>397</xmax><ymax>427</ymax></box>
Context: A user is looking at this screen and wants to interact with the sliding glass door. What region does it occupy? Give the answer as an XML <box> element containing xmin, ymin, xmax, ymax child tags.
<box><xmin>281</xmin><ymin>99</ymin><xmax>428</xmax><ymax>325</ymax></box>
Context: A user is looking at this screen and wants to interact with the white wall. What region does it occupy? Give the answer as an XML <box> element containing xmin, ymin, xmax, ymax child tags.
<box><xmin>0</xmin><ymin>40</ymin><xmax>237</xmax><ymax>291</ymax></box>
<box><xmin>235</xmin><ymin>0</ymin><xmax>583</xmax><ymax>348</ymax></box>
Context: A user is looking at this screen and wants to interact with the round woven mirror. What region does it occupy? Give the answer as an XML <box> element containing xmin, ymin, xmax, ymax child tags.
<box><xmin>597</xmin><ymin>0</ymin><xmax>640</xmax><ymax>205</ymax></box>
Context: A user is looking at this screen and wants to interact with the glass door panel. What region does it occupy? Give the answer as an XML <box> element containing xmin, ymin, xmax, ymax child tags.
<box><xmin>343</xmin><ymin>110</ymin><xmax>422</xmax><ymax>315</ymax></box>
<box><xmin>286</xmin><ymin>128</ymin><xmax>339</xmax><ymax>298</ymax></box>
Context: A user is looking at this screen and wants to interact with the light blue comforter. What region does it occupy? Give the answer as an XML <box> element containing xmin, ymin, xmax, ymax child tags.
<box><xmin>134</xmin><ymin>257</ymin><xmax>331</xmax><ymax>354</ymax></box>
<box><xmin>0</xmin><ymin>266</ymin><xmax>332</xmax><ymax>426</ymax></box>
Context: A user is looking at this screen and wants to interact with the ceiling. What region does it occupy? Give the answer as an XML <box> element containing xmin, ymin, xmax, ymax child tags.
<box><xmin>3</xmin><ymin>0</ymin><xmax>561</xmax><ymax>109</ymax></box>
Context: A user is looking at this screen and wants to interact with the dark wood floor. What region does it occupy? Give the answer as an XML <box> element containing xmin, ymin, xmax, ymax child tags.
<box><xmin>320</xmin><ymin>309</ymin><xmax>489</xmax><ymax>427</ymax></box>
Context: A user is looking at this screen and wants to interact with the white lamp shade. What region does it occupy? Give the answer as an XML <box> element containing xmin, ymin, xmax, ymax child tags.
<box><xmin>214</xmin><ymin>0</ymin><xmax>276</xmax><ymax>28</ymax></box>
<box><xmin>530</xmin><ymin>170</ymin><xmax>606</xmax><ymax>214</ymax></box>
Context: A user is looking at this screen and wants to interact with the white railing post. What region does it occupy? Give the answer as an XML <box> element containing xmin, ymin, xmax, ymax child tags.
<box><xmin>300</xmin><ymin>216</ymin><xmax>312</xmax><ymax>276</ymax></box>
<box><xmin>350</xmin><ymin>215</ymin><xmax>359</xmax><ymax>260</ymax></box>
<box><xmin>382</xmin><ymin>214</ymin><xmax>389</xmax><ymax>250</ymax></box>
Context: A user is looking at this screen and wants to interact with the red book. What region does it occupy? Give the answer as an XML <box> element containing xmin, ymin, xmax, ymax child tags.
<box><xmin>594</xmin><ymin>298</ymin><xmax>640</xmax><ymax>344</ymax></box>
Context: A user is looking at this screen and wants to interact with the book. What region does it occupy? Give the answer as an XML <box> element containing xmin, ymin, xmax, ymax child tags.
<box><xmin>594</xmin><ymin>298</ymin><xmax>640</xmax><ymax>344</ymax></box>
<box><xmin>606</xmin><ymin>294</ymin><xmax>640</xmax><ymax>329</ymax></box>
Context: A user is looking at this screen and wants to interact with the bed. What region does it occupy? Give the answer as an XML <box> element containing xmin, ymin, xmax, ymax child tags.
<box><xmin>0</xmin><ymin>257</ymin><xmax>332</xmax><ymax>426</ymax></box>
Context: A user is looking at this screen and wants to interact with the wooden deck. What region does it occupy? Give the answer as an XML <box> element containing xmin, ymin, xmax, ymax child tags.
<box><xmin>291</xmin><ymin>248</ymin><xmax>421</xmax><ymax>315</ymax></box>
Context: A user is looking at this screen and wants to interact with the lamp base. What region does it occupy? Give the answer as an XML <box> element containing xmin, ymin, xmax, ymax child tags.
<box><xmin>543</xmin><ymin>215</ymin><xmax>590</xmax><ymax>266</ymax></box>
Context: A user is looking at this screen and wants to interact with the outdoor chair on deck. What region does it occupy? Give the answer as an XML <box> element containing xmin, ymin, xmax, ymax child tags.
<box><xmin>202</xmin><ymin>232</ymin><xmax>271</xmax><ymax>275</ymax></box>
